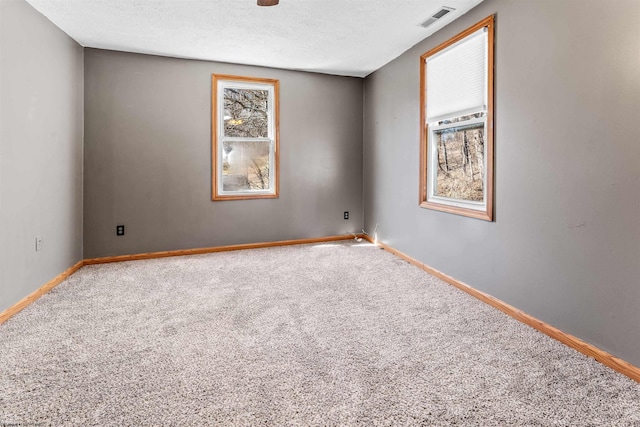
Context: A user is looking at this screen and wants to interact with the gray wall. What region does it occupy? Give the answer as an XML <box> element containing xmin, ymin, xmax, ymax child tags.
<box><xmin>0</xmin><ymin>0</ymin><xmax>84</xmax><ymax>312</ymax></box>
<box><xmin>84</xmin><ymin>49</ymin><xmax>363</xmax><ymax>258</ymax></box>
<box><xmin>364</xmin><ymin>0</ymin><xmax>640</xmax><ymax>366</ymax></box>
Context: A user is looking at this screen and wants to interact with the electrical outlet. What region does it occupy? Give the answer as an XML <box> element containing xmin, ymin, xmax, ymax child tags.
<box><xmin>116</xmin><ymin>225</ymin><xmax>125</xmax><ymax>236</ymax></box>
<box><xmin>344</xmin><ymin>211</ymin><xmax>349</xmax><ymax>220</ymax></box>
<box><xmin>35</xmin><ymin>237</ymin><xmax>43</xmax><ymax>252</ymax></box>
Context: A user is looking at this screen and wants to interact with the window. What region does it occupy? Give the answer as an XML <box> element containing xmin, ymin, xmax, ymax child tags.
<box><xmin>212</xmin><ymin>74</ymin><xmax>279</xmax><ymax>200</ymax></box>
<box><xmin>419</xmin><ymin>16</ymin><xmax>494</xmax><ymax>221</ymax></box>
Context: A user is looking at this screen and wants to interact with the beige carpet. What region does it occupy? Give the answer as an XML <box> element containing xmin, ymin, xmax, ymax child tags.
<box><xmin>1</xmin><ymin>241</ymin><xmax>639</xmax><ymax>426</ymax></box>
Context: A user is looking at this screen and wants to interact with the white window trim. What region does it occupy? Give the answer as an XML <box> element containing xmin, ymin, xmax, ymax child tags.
<box><xmin>212</xmin><ymin>75</ymin><xmax>279</xmax><ymax>201</ymax></box>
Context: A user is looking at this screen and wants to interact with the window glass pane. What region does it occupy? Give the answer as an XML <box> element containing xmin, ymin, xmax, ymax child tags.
<box><xmin>433</xmin><ymin>122</ymin><xmax>484</xmax><ymax>202</ymax></box>
<box><xmin>224</xmin><ymin>88</ymin><xmax>269</xmax><ymax>138</ymax></box>
<box><xmin>222</xmin><ymin>140</ymin><xmax>270</xmax><ymax>191</ymax></box>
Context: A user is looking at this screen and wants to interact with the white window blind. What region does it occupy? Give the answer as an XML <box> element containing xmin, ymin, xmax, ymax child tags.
<box><xmin>426</xmin><ymin>28</ymin><xmax>487</xmax><ymax>122</ymax></box>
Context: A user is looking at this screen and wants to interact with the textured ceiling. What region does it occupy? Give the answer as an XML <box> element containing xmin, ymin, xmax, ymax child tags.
<box><xmin>25</xmin><ymin>0</ymin><xmax>484</xmax><ymax>77</ymax></box>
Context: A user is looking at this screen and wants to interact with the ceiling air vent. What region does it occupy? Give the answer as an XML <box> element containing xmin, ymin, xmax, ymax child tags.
<box><xmin>420</xmin><ymin>6</ymin><xmax>455</xmax><ymax>28</ymax></box>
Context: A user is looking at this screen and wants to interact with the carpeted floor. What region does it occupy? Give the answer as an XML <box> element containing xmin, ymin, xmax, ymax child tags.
<box><xmin>1</xmin><ymin>241</ymin><xmax>639</xmax><ymax>426</ymax></box>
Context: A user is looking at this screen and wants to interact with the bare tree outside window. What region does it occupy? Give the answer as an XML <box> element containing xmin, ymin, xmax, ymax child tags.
<box><xmin>222</xmin><ymin>140</ymin><xmax>270</xmax><ymax>191</ymax></box>
<box><xmin>223</xmin><ymin>88</ymin><xmax>268</xmax><ymax>138</ymax></box>
<box><xmin>434</xmin><ymin>115</ymin><xmax>485</xmax><ymax>201</ymax></box>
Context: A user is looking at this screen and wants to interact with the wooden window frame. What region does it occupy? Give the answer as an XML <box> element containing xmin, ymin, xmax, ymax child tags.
<box><xmin>212</xmin><ymin>74</ymin><xmax>280</xmax><ymax>201</ymax></box>
<box><xmin>419</xmin><ymin>15</ymin><xmax>495</xmax><ymax>221</ymax></box>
